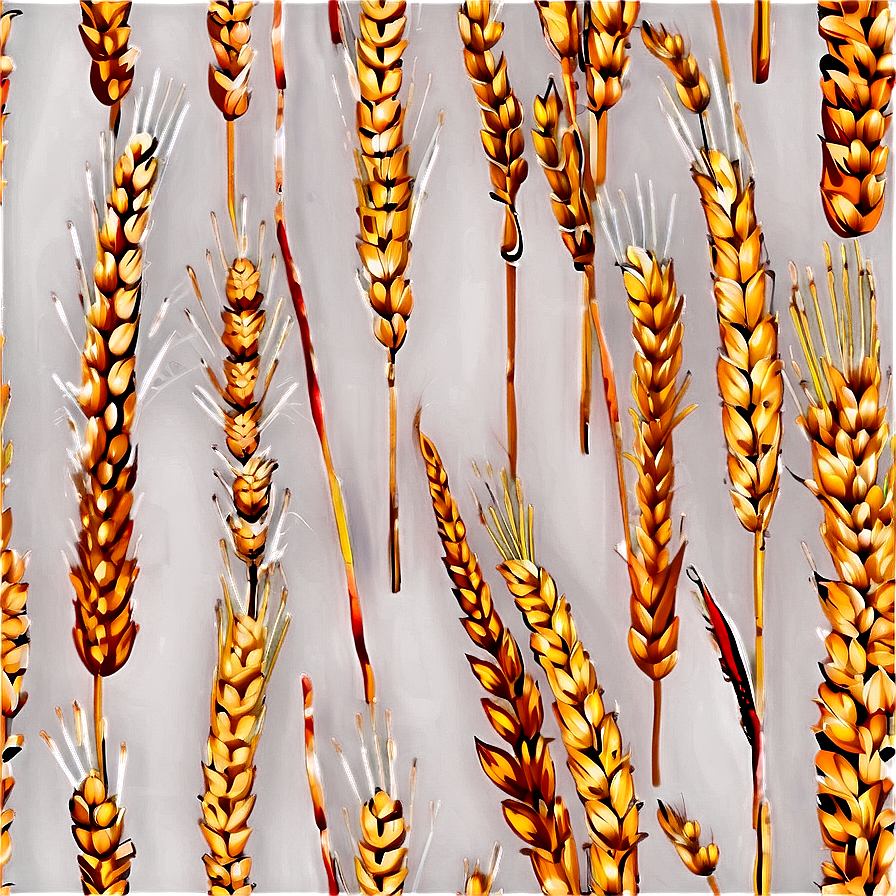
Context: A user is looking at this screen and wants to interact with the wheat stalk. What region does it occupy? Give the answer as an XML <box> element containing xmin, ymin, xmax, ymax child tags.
<box><xmin>190</xmin><ymin>214</ymin><xmax>291</xmax><ymax>893</ymax></box>
<box><xmin>417</xmin><ymin>422</ymin><xmax>581</xmax><ymax>894</ymax></box>
<box><xmin>656</xmin><ymin>800</ymin><xmax>719</xmax><ymax>893</ymax></box>
<box><xmin>0</xmin><ymin>335</ymin><xmax>31</xmax><ymax>893</ymax></box>
<box><xmin>78</xmin><ymin>1</ymin><xmax>138</xmax><ymax>135</ymax></box>
<box><xmin>597</xmin><ymin>191</ymin><xmax>694</xmax><ymax>788</ymax></box>
<box><xmin>818</xmin><ymin>1</ymin><xmax>894</xmax><ymax>238</ymax></box>
<box><xmin>459</xmin><ymin>0</ymin><xmax>528</xmax><ymax>479</ymax></box>
<box><xmin>789</xmin><ymin>241</ymin><xmax>894</xmax><ymax>894</ymax></box>
<box><xmin>41</xmin><ymin>703</ymin><xmax>133</xmax><ymax>894</ymax></box>
<box><xmin>481</xmin><ymin>474</ymin><xmax>644</xmax><ymax>895</ymax></box>
<box><xmin>751</xmin><ymin>1</ymin><xmax>770</xmax><ymax>84</ymax></box>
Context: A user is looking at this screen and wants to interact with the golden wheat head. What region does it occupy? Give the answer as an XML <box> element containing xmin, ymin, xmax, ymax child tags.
<box><xmin>584</xmin><ymin>1</ymin><xmax>639</xmax><ymax>116</ymax></box>
<box><xmin>790</xmin><ymin>242</ymin><xmax>894</xmax><ymax>894</ymax></box>
<box><xmin>641</xmin><ymin>21</ymin><xmax>710</xmax><ymax>114</ymax></box>
<box><xmin>818</xmin><ymin>1</ymin><xmax>895</xmax><ymax>237</ymax></box>
<box><xmin>207</xmin><ymin>1</ymin><xmax>253</xmax><ymax>121</ymax></box>
<box><xmin>656</xmin><ymin>800</ymin><xmax>719</xmax><ymax>879</ymax></box>
<box><xmin>354</xmin><ymin>789</ymin><xmax>409</xmax><ymax>895</ymax></box>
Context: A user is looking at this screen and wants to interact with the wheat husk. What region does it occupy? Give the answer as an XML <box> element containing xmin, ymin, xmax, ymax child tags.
<box><xmin>417</xmin><ymin>424</ymin><xmax>581</xmax><ymax>895</ymax></box>
<box><xmin>790</xmin><ymin>242</ymin><xmax>894</xmax><ymax>893</ymax></box>
<box><xmin>207</xmin><ymin>1</ymin><xmax>253</xmax><ymax>121</ymax></box>
<box><xmin>78</xmin><ymin>1</ymin><xmax>137</xmax><ymax>134</ymax></box>
<box><xmin>818</xmin><ymin>1</ymin><xmax>895</xmax><ymax>237</ymax></box>
<box><xmin>656</xmin><ymin>800</ymin><xmax>719</xmax><ymax>887</ymax></box>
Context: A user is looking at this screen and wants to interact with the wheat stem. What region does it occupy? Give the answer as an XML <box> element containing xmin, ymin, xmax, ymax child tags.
<box><xmin>92</xmin><ymin>677</ymin><xmax>103</xmax><ymax>787</ymax></box>
<box><xmin>752</xmin><ymin>0</ymin><xmax>770</xmax><ymax>83</ymax></box>
<box><xmin>651</xmin><ymin>680</ymin><xmax>661</xmax><ymax>787</ymax></box>
<box><xmin>580</xmin><ymin>268</ymin><xmax>593</xmax><ymax>454</ymax></box>
<box><xmin>707</xmin><ymin>876</ymin><xmax>720</xmax><ymax>896</ymax></box>
<box><xmin>226</xmin><ymin>119</ymin><xmax>236</xmax><ymax>240</ymax></box>
<box><xmin>505</xmin><ymin>262</ymin><xmax>517</xmax><ymax>478</ymax></box>
<box><xmin>388</xmin><ymin>361</ymin><xmax>400</xmax><ymax>593</ymax></box>
<box><xmin>753</xmin><ymin>531</ymin><xmax>765</xmax><ymax>719</ymax></box>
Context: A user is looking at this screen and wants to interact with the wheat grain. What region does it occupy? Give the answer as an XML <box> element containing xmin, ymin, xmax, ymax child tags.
<box><xmin>818</xmin><ymin>1</ymin><xmax>895</xmax><ymax>237</ymax></box>
<box><xmin>790</xmin><ymin>242</ymin><xmax>894</xmax><ymax>894</ymax></box>
<box><xmin>656</xmin><ymin>800</ymin><xmax>719</xmax><ymax>888</ymax></box>
<box><xmin>417</xmin><ymin>423</ymin><xmax>581</xmax><ymax>895</ymax></box>
<box><xmin>78</xmin><ymin>1</ymin><xmax>138</xmax><ymax>134</ymax></box>
<box><xmin>41</xmin><ymin>703</ymin><xmax>133</xmax><ymax>894</ymax></box>
<box><xmin>192</xmin><ymin>218</ymin><xmax>291</xmax><ymax>893</ymax></box>
<box><xmin>481</xmin><ymin>475</ymin><xmax>644</xmax><ymax>895</ymax></box>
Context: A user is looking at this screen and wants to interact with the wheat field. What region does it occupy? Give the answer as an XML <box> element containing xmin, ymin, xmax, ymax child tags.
<box><xmin>0</xmin><ymin>2</ymin><xmax>892</xmax><ymax>891</ymax></box>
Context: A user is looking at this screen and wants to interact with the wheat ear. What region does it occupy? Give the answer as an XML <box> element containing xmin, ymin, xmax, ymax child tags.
<box><xmin>790</xmin><ymin>242</ymin><xmax>894</xmax><ymax>894</ymax></box>
<box><xmin>0</xmin><ymin>343</ymin><xmax>27</xmax><ymax>896</ymax></box>
<box><xmin>78</xmin><ymin>1</ymin><xmax>138</xmax><ymax>135</ymax></box>
<box><xmin>481</xmin><ymin>474</ymin><xmax>644</xmax><ymax>895</ymax></box>
<box><xmin>463</xmin><ymin>844</ymin><xmax>502</xmax><ymax>896</ymax></box>
<box><xmin>535</xmin><ymin>2</ymin><xmax>579</xmax><ymax>125</ymax></box>
<box><xmin>640</xmin><ymin>22</ymin><xmax>710</xmax><ymax>115</ymax></box>
<box><xmin>41</xmin><ymin>703</ymin><xmax>133</xmax><ymax>894</ymax></box>
<box><xmin>192</xmin><ymin>217</ymin><xmax>291</xmax><ymax>893</ymax></box>
<box><xmin>599</xmin><ymin>185</ymin><xmax>694</xmax><ymax>786</ymax></box>
<box><xmin>656</xmin><ymin>801</ymin><xmax>719</xmax><ymax>893</ymax></box>
<box><xmin>459</xmin><ymin>0</ymin><xmax>528</xmax><ymax>479</ymax></box>
<box><xmin>417</xmin><ymin>423</ymin><xmax>581</xmax><ymax>894</ymax></box>
<box><xmin>818</xmin><ymin>1</ymin><xmax>895</xmax><ymax>238</ymax></box>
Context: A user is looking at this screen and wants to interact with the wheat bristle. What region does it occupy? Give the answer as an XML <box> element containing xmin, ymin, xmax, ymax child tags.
<box><xmin>641</xmin><ymin>21</ymin><xmax>709</xmax><ymax>114</ymax></box>
<box><xmin>196</xmin><ymin>226</ymin><xmax>290</xmax><ymax>894</ymax></box>
<box><xmin>483</xmin><ymin>477</ymin><xmax>644</xmax><ymax>895</ymax></box>
<box><xmin>78</xmin><ymin>1</ymin><xmax>137</xmax><ymax>133</ymax></box>
<box><xmin>656</xmin><ymin>800</ymin><xmax>719</xmax><ymax>879</ymax></box>
<box><xmin>207</xmin><ymin>1</ymin><xmax>253</xmax><ymax>121</ymax></box>
<box><xmin>790</xmin><ymin>243</ymin><xmax>894</xmax><ymax>893</ymax></box>
<box><xmin>417</xmin><ymin>425</ymin><xmax>581</xmax><ymax>895</ymax></box>
<box><xmin>818</xmin><ymin>2</ymin><xmax>894</xmax><ymax>237</ymax></box>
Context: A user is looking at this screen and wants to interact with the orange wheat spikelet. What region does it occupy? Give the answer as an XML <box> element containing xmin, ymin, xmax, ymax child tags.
<box><xmin>818</xmin><ymin>1</ymin><xmax>895</xmax><ymax>237</ymax></box>
<box><xmin>417</xmin><ymin>422</ymin><xmax>580</xmax><ymax>895</ymax></box>
<box><xmin>640</xmin><ymin>22</ymin><xmax>710</xmax><ymax>114</ymax></box>
<box><xmin>656</xmin><ymin>800</ymin><xmax>720</xmax><ymax>893</ymax></box>
<box><xmin>462</xmin><ymin>844</ymin><xmax>502</xmax><ymax>895</ymax></box>
<box><xmin>481</xmin><ymin>474</ymin><xmax>644</xmax><ymax>895</ymax></box>
<box><xmin>207</xmin><ymin>1</ymin><xmax>253</xmax><ymax>122</ymax></box>
<box><xmin>790</xmin><ymin>242</ymin><xmax>894</xmax><ymax>893</ymax></box>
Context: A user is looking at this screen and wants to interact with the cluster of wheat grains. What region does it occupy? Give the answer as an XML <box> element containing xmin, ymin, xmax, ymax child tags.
<box><xmin>818</xmin><ymin>2</ymin><xmax>895</xmax><ymax>239</ymax></box>
<box><xmin>596</xmin><ymin>187</ymin><xmax>693</xmax><ymax>788</ymax></box>
<box><xmin>189</xmin><ymin>211</ymin><xmax>292</xmax><ymax>892</ymax></box>
<box><xmin>481</xmin><ymin>473</ymin><xmax>644</xmax><ymax>895</ymax></box>
<box><xmin>417</xmin><ymin>424</ymin><xmax>580</xmax><ymax>894</ymax></box>
<box><xmin>0</xmin><ymin>335</ymin><xmax>30</xmax><ymax>893</ymax></box>
<box><xmin>458</xmin><ymin>0</ymin><xmax>528</xmax><ymax>479</ymax></box>
<box><xmin>39</xmin><ymin>81</ymin><xmax>186</xmax><ymax>888</ymax></box>
<box><xmin>656</xmin><ymin>801</ymin><xmax>720</xmax><ymax>894</ymax></box>
<box><xmin>790</xmin><ymin>242</ymin><xmax>894</xmax><ymax>893</ymax></box>
<box><xmin>78</xmin><ymin>1</ymin><xmax>138</xmax><ymax>135</ymax></box>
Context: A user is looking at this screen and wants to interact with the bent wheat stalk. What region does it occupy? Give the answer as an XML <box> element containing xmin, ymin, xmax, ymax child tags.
<box><xmin>481</xmin><ymin>474</ymin><xmax>644</xmax><ymax>895</ymax></box>
<box><xmin>458</xmin><ymin>0</ymin><xmax>528</xmax><ymax>479</ymax></box>
<box><xmin>790</xmin><ymin>242</ymin><xmax>894</xmax><ymax>894</ymax></box>
<box><xmin>417</xmin><ymin>422</ymin><xmax>580</xmax><ymax>894</ymax></box>
<box><xmin>818</xmin><ymin>1</ymin><xmax>895</xmax><ymax>238</ymax></box>
<box><xmin>190</xmin><ymin>214</ymin><xmax>291</xmax><ymax>894</ymax></box>
<box><xmin>597</xmin><ymin>187</ymin><xmax>694</xmax><ymax>788</ymax></box>
<box><xmin>656</xmin><ymin>800</ymin><xmax>720</xmax><ymax>894</ymax></box>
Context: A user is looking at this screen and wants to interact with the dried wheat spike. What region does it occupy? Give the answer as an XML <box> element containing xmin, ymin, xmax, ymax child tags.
<box><xmin>44</xmin><ymin>714</ymin><xmax>133</xmax><ymax>894</ymax></box>
<box><xmin>200</xmin><ymin>575</ymin><xmax>288</xmax><ymax>895</ymax></box>
<box><xmin>692</xmin><ymin>150</ymin><xmax>782</xmax><ymax>536</ymax></box>
<box><xmin>462</xmin><ymin>844</ymin><xmax>502</xmax><ymax>896</ymax></box>
<box><xmin>790</xmin><ymin>242</ymin><xmax>894</xmax><ymax>894</ymax></box>
<box><xmin>535</xmin><ymin>2</ymin><xmax>579</xmax><ymax>122</ymax></box>
<box><xmin>619</xmin><ymin>246</ymin><xmax>690</xmax><ymax>684</ymax></box>
<box><xmin>584</xmin><ymin>2</ymin><xmax>639</xmax><ymax>118</ymax></box>
<box><xmin>458</xmin><ymin>0</ymin><xmax>528</xmax><ymax>261</ymax></box>
<box><xmin>818</xmin><ymin>2</ymin><xmax>895</xmax><ymax>237</ymax></box>
<box><xmin>355</xmin><ymin>0</ymin><xmax>414</xmax><ymax>356</ymax></box>
<box><xmin>532</xmin><ymin>77</ymin><xmax>594</xmax><ymax>270</ymax></box>
<box><xmin>482</xmin><ymin>477</ymin><xmax>644</xmax><ymax>895</ymax></box>
<box><xmin>78</xmin><ymin>2</ymin><xmax>138</xmax><ymax>133</ymax></box>
<box><xmin>0</xmin><ymin>7</ymin><xmax>20</xmax><ymax>202</ymax></box>
<box><xmin>207</xmin><ymin>1</ymin><xmax>253</xmax><ymax>121</ymax></box>
<box><xmin>656</xmin><ymin>800</ymin><xmax>719</xmax><ymax>880</ymax></box>
<box><xmin>354</xmin><ymin>789</ymin><xmax>409</xmax><ymax>895</ymax></box>
<box><xmin>417</xmin><ymin>424</ymin><xmax>581</xmax><ymax>895</ymax></box>
<box><xmin>70</xmin><ymin>132</ymin><xmax>163</xmax><ymax>679</ymax></box>
<box><xmin>641</xmin><ymin>22</ymin><xmax>710</xmax><ymax>114</ymax></box>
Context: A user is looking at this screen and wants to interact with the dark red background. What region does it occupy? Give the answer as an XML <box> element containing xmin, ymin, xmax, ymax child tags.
<box><xmin>2</xmin><ymin>2</ymin><xmax>893</xmax><ymax>893</ymax></box>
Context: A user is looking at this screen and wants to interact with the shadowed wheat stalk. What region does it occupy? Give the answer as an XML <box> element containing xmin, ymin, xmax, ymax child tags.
<box><xmin>480</xmin><ymin>473</ymin><xmax>644</xmax><ymax>895</ymax></box>
<box><xmin>790</xmin><ymin>242</ymin><xmax>894</xmax><ymax>894</ymax></box>
<box><xmin>656</xmin><ymin>800</ymin><xmax>720</xmax><ymax>894</ymax></box>
<box><xmin>417</xmin><ymin>422</ymin><xmax>580</xmax><ymax>895</ymax></box>
<box><xmin>41</xmin><ymin>703</ymin><xmax>134</xmax><ymax>894</ymax></box>
<box><xmin>458</xmin><ymin>0</ymin><xmax>528</xmax><ymax>479</ymax></box>
<box><xmin>190</xmin><ymin>213</ymin><xmax>291</xmax><ymax>894</ymax></box>
<box><xmin>78</xmin><ymin>1</ymin><xmax>138</xmax><ymax>136</ymax></box>
<box><xmin>42</xmin><ymin>86</ymin><xmax>188</xmax><ymax>892</ymax></box>
<box><xmin>597</xmin><ymin>186</ymin><xmax>693</xmax><ymax>788</ymax></box>
<box><xmin>818</xmin><ymin>1</ymin><xmax>895</xmax><ymax>238</ymax></box>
